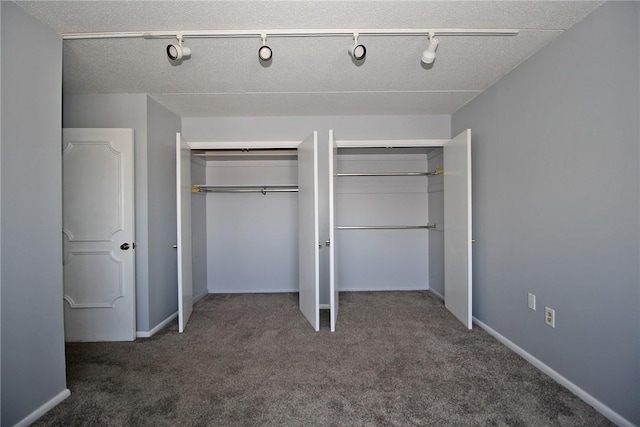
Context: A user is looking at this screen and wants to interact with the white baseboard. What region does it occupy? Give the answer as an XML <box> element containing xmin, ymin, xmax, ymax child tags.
<box><xmin>207</xmin><ymin>288</ymin><xmax>298</xmax><ymax>294</ymax></box>
<box><xmin>338</xmin><ymin>286</ymin><xmax>429</xmax><ymax>292</ymax></box>
<box><xmin>428</xmin><ymin>289</ymin><xmax>445</xmax><ymax>301</ymax></box>
<box><xmin>473</xmin><ymin>317</ymin><xmax>634</xmax><ymax>427</ymax></box>
<box><xmin>15</xmin><ymin>388</ymin><xmax>71</xmax><ymax>427</ymax></box>
<box><xmin>137</xmin><ymin>311</ymin><xmax>178</xmax><ymax>338</ymax></box>
<box><xmin>193</xmin><ymin>290</ymin><xmax>208</xmax><ymax>304</ymax></box>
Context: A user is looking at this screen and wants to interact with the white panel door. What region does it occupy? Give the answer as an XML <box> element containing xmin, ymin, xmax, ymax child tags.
<box><xmin>328</xmin><ymin>130</ymin><xmax>339</xmax><ymax>332</ymax></box>
<box><xmin>62</xmin><ymin>128</ymin><xmax>135</xmax><ymax>342</ymax></box>
<box><xmin>298</xmin><ymin>132</ymin><xmax>320</xmax><ymax>331</ymax></box>
<box><xmin>443</xmin><ymin>129</ymin><xmax>473</xmax><ymax>329</ymax></box>
<box><xmin>177</xmin><ymin>132</ymin><xmax>193</xmax><ymax>333</ymax></box>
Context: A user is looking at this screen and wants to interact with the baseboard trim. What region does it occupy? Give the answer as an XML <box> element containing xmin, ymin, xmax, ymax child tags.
<box><xmin>338</xmin><ymin>287</ymin><xmax>429</xmax><ymax>292</ymax></box>
<box><xmin>428</xmin><ymin>289</ymin><xmax>445</xmax><ymax>301</ymax></box>
<box><xmin>137</xmin><ymin>311</ymin><xmax>178</xmax><ymax>338</ymax></box>
<box><xmin>193</xmin><ymin>290</ymin><xmax>208</xmax><ymax>304</ymax></box>
<box><xmin>15</xmin><ymin>388</ymin><xmax>71</xmax><ymax>427</ymax></box>
<box><xmin>473</xmin><ymin>317</ymin><xmax>634</xmax><ymax>427</ymax></box>
<box><xmin>207</xmin><ymin>289</ymin><xmax>298</xmax><ymax>294</ymax></box>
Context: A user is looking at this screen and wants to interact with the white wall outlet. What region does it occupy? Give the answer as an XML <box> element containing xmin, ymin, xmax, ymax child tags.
<box><xmin>545</xmin><ymin>307</ymin><xmax>555</xmax><ymax>328</ymax></box>
<box><xmin>528</xmin><ymin>293</ymin><xmax>536</xmax><ymax>310</ymax></box>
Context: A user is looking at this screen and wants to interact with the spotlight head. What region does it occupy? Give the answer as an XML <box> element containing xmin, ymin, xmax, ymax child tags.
<box><xmin>421</xmin><ymin>37</ymin><xmax>439</xmax><ymax>65</ymax></box>
<box><xmin>258</xmin><ymin>45</ymin><xmax>272</xmax><ymax>62</ymax></box>
<box><xmin>349</xmin><ymin>43</ymin><xmax>366</xmax><ymax>60</ymax></box>
<box><xmin>167</xmin><ymin>42</ymin><xmax>191</xmax><ymax>61</ymax></box>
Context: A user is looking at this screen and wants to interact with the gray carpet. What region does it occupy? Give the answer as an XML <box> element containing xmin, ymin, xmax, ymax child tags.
<box><xmin>36</xmin><ymin>292</ymin><xmax>612</xmax><ymax>426</ymax></box>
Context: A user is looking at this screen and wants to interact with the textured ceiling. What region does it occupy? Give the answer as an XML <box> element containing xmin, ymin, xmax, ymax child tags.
<box><xmin>18</xmin><ymin>1</ymin><xmax>603</xmax><ymax>117</ymax></box>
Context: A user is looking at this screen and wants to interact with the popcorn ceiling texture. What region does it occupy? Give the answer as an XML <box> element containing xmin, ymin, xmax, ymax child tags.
<box><xmin>34</xmin><ymin>292</ymin><xmax>612</xmax><ymax>426</ymax></box>
<box><xmin>16</xmin><ymin>1</ymin><xmax>603</xmax><ymax>116</ymax></box>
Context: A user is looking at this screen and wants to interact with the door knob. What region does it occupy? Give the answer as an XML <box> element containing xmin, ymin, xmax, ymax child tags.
<box><xmin>172</xmin><ymin>244</ymin><xmax>178</xmax><ymax>249</ymax></box>
<box><xmin>120</xmin><ymin>243</ymin><xmax>130</xmax><ymax>250</ymax></box>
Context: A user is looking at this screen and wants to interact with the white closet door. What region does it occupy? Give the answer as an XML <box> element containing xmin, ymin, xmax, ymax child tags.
<box><xmin>443</xmin><ymin>129</ymin><xmax>473</xmax><ymax>329</ymax></box>
<box><xmin>176</xmin><ymin>132</ymin><xmax>193</xmax><ymax>333</ymax></box>
<box><xmin>298</xmin><ymin>131</ymin><xmax>320</xmax><ymax>331</ymax></box>
<box><xmin>328</xmin><ymin>130</ymin><xmax>339</xmax><ymax>332</ymax></box>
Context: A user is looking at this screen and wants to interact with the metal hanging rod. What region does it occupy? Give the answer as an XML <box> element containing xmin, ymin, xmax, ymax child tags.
<box><xmin>338</xmin><ymin>172</ymin><xmax>434</xmax><ymax>177</ymax></box>
<box><xmin>337</xmin><ymin>166</ymin><xmax>443</xmax><ymax>177</ymax></box>
<box><xmin>62</xmin><ymin>28</ymin><xmax>519</xmax><ymax>40</ymax></box>
<box><xmin>192</xmin><ymin>148</ymin><xmax>297</xmax><ymax>158</ymax></box>
<box><xmin>337</xmin><ymin>225</ymin><xmax>437</xmax><ymax>230</ymax></box>
<box><xmin>192</xmin><ymin>185</ymin><xmax>298</xmax><ymax>194</ymax></box>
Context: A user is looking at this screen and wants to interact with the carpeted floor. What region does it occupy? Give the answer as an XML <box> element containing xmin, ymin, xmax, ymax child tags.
<box><xmin>35</xmin><ymin>292</ymin><xmax>612</xmax><ymax>426</ymax></box>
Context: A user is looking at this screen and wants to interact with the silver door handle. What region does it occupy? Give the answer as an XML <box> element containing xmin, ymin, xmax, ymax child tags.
<box><xmin>172</xmin><ymin>244</ymin><xmax>178</xmax><ymax>249</ymax></box>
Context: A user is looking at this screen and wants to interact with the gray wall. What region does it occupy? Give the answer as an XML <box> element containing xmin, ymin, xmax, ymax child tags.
<box><xmin>1</xmin><ymin>2</ymin><xmax>67</xmax><ymax>425</ymax></box>
<box><xmin>182</xmin><ymin>115</ymin><xmax>450</xmax><ymax>303</ymax></box>
<box><xmin>146</xmin><ymin>97</ymin><xmax>181</xmax><ymax>328</ymax></box>
<box><xmin>182</xmin><ymin>115</ymin><xmax>450</xmax><ymax>142</ymax></box>
<box><xmin>63</xmin><ymin>94</ymin><xmax>152</xmax><ymax>331</ymax></box>
<box><xmin>452</xmin><ymin>2</ymin><xmax>640</xmax><ymax>424</ymax></box>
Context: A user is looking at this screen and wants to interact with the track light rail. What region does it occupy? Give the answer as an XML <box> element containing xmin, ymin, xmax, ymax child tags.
<box><xmin>62</xmin><ymin>28</ymin><xmax>519</xmax><ymax>40</ymax></box>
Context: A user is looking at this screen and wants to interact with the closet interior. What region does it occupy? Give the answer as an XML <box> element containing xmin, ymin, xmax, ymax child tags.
<box><xmin>191</xmin><ymin>148</ymin><xmax>300</xmax><ymax>295</ymax></box>
<box><xmin>333</xmin><ymin>146</ymin><xmax>444</xmax><ymax>294</ymax></box>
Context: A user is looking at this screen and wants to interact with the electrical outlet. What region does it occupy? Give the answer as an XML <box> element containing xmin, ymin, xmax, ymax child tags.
<box><xmin>545</xmin><ymin>307</ymin><xmax>555</xmax><ymax>328</ymax></box>
<box><xmin>528</xmin><ymin>293</ymin><xmax>536</xmax><ymax>311</ymax></box>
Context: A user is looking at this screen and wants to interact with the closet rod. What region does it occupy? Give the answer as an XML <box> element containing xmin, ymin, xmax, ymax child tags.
<box><xmin>337</xmin><ymin>225</ymin><xmax>436</xmax><ymax>230</ymax></box>
<box><xmin>192</xmin><ymin>185</ymin><xmax>298</xmax><ymax>194</ymax></box>
<box><xmin>337</xmin><ymin>167</ymin><xmax>443</xmax><ymax>177</ymax></box>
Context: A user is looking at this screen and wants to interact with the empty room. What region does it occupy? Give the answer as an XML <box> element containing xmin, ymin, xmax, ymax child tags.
<box><xmin>1</xmin><ymin>1</ymin><xmax>639</xmax><ymax>426</ymax></box>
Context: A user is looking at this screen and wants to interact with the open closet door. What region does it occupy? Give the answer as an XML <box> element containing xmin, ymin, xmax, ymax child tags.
<box><xmin>328</xmin><ymin>130</ymin><xmax>339</xmax><ymax>332</ymax></box>
<box><xmin>298</xmin><ymin>131</ymin><xmax>320</xmax><ymax>331</ymax></box>
<box><xmin>176</xmin><ymin>132</ymin><xmax>193</xmax><ymax>333</ymax></box>
<box><xmin>443</xmin><ymin>129</ymin><xmax>472</xmax><ymax>329</ymax></box>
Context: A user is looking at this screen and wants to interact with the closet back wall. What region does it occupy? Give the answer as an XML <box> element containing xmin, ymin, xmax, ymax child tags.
<box><xmin>336</xmin><ymin>149</ymin><xmax>431</xmax><ymax>291</ymax></box>
<box><xmin>182</xmin><ymin>115</ymin><xmax>451</xmax><ymax>303</ymax></box>
<box><xmin>203</xmin><ymin>156</ymin><xmax>298</xmax><ymax>293</ymax></box>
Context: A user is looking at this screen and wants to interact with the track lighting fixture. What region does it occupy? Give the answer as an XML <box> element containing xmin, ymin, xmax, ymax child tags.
<box><xmin>258</xmin><ymin>34</ymin><xmax>272</xmax><ymax>62</ymax></box>
<box><xmin>421</xmin><ymin>34</ymin><xmax>439</xmax><ymax>65</ymax></box>
<box><xmin>64</xmin><ymin>28</ymin><xmax>518</xmax><ymax>69</ymax></box>
<box><xmin>167</xmin><ymin>35</ymin><xmax>191</xmax><ymax>61</ymax></box>
<box><xmin>348</xmin><ymin>33</ymin><xmax>366</xmax><ymax>61</ymax></box>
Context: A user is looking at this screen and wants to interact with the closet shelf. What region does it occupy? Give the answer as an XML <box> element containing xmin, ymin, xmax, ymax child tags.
<box><xmin>337</xmin><ymin>224</ymin><xmax>437</xmax><ymax>230</ymax></box>
<box><xmin>192</xmin><ymin>185</ymin><xmax>298</xmax><ymax>194</ymax></box>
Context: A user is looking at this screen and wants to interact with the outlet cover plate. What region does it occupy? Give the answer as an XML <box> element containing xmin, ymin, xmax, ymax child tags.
<box><xmin>545</xmin><ymin>307</ymin><xmax>555</xmax><ymax>328</ymax></box>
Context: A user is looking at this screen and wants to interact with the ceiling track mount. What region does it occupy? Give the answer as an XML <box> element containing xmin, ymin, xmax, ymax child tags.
<box><xmin>62</xmin><ymin>28</ymin><xmax>519</xmax><ymax>40</ymax></box>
